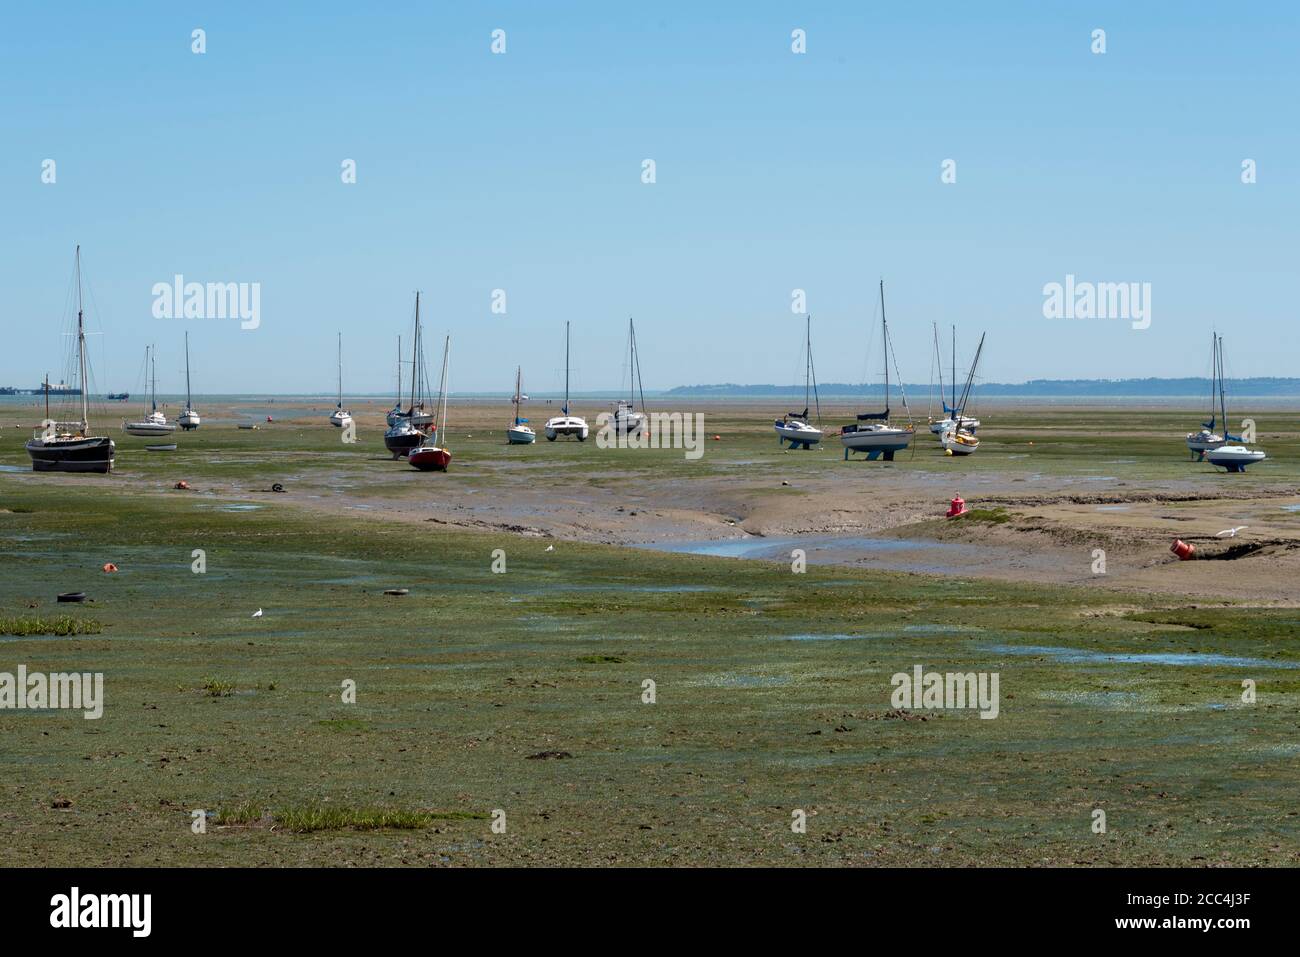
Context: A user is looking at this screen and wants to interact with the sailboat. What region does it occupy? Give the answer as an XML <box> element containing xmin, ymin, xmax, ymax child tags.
<box><xmin>940</xmin><ymin>333</ymin><xmax>986</xmax><ymax>456</ymax></box>
<box><xmin>841</xmin><ymin>280</ymin><xmax>915</xmax><ymax>460</ymax></box>
<box><xmin>409</xmin><ymin>336</ymin><xmax>452</xmax><ymax>471</ymax></box>
<box><xmin>178</xmin><ymin>331</ymin><xmax>200</xmax><ymax>430</ymax></box>
<box><xmin>507</xmin><ymin>366</ymin><xmax>536</xmax><ymax>444</ymax></box>
<box><xmin>328</xmin><ymin>332</ymin><xmax>353</xmax><ymax>427</ymax></box>
<box><xmin>774</xmin><ymin>314</ymin><xmax>823</xmax><ymax>449</ymax></box>
<box><xmin>124</xmin><ymin>345</ymin><xmax>176</xmax><ymax>436</ymax></box>
<box><xmin>612</xmin><ymin>317</ymin><xmax>648</xmax><ymax>435</ymax></box>
<box><xmin>544</xmin><ymin>321</ymin><xmax>589</xmax><ymax>441</ymax></box>
<box><xmin>1186</xmin><ymin>334</ymin><xmax>1227</xmax><ymax>458</ymax></box>
<box><xmin>386</xmin><ymin>336</ymin><xmax>405</xmax><ymax>427</ymax></box>
<box><xmin>1194</xmin><ymin>335</ymin><xmax>1266</xmax><ymax>471</ymax></box>
<box><xmin>25</xmin><ymin>247</ymin><xmax>116</xmax><ymax>473</ymax></box>
<box><xmin>929</xmin><ymin>324</ymin><xmax>981</xmax><ymax>435</ymax></box>
<box><xmin>384</xmin><ymin>293</ymin><xmax>433</xmax><ymax>457</ymax></box>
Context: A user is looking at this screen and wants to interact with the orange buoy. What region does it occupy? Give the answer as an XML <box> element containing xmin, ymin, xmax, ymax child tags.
<box><xmin>713</xmin><ymin>434</ymin><xmax>721</xmax><ymax>441</ymax></box>
<box><xmin>1170</xmin><ymin>539</ymin><xmax>1196</xmax><ymax>560</ymax></box>
<box><xmin>102</xmin><ymin>563</ymin><xmax>118</xmax><ymax>573</ymax></box>
<box><xmin>946</xmin><ymin>495</ymin><xmax>967</xmax><ymax>518</ymax></box>
<box><xmin>174</xmin><ymin>480</ymin><xmax>190</xmax><ymax>490</ymax></box>
<box><xmin>266</xmin><ymin>415</ymin><xmax>274</xmax><ymax>423</ymax></box>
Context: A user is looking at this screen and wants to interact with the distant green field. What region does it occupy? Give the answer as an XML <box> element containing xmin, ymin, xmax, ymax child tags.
<box><xmin>2</xmin><ymin>475</ymin><xmax>1298</xmax><ymax>866</ymax></box>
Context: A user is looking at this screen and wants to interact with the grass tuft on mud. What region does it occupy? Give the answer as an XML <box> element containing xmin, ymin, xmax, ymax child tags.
<box><xmin>0</xmin><ymin>614</ymin><xmax>101</xmax><ymax>636</ymax></box>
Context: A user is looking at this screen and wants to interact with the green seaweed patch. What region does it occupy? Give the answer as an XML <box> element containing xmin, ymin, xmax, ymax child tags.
<box><xmin>953</xmin><ymin>507</ymin><xmax>1012</xmax><ymax>524</ymax></box>
<box><xmin>214</xmin><ymin>804</ymin><xmax>488</xmax><ymax>833</ymax></box>
<box><xmin>0</xmin><ymin>614</ymin><xmax>102</xmax><ymax>637</ymax></box>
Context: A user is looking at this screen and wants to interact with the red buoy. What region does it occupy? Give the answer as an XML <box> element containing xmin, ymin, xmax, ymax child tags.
<box><xmin>1170</xmin><ymin>539</ymin><xmax>1196</xmax><ymax>560</ymax></box>
<box><xmin>946</xmin><ymin>495</ymin><xmax>967</xmax><ymax>518</ymax></box>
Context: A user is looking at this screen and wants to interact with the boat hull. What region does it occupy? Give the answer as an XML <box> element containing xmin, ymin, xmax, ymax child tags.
<box><xmin>179</xmin><ymin>411</ymin><xmax>200</xmax><ymax>430</ymax></box>
<box><xmin>124</xmin><ymin>421</ymin><xmax>176</xmax><ymax>437</ymax></box>
<box><xmin>507</xmin><ymin>426</ymin><xmax>536</xmax><ymax>445</ymax></box>
<box><xmin>775</xmin><ymin>421</ymin><xmax>822</xmax><ymax>448</ymax></box>
<box><xmin>545</xmin><ymin>416</ymin><xmax>588</xmax><ymax>441</ymax></box>
<box><xmin>841</xmin><ymin>425</ymin><xmax>913</xmax><ymax>460</ymax></box>
<box><xmin>1205</xmin><ymin>446</ymin><xmax>1266</xmax><ymax>472</ymax></box>
<box><xmin>940</xmin><ymin>429</ymin><xmax>979</xmax><ymax>456</ymax></box>
<box><xmin>384</xmin><ymin>425</ymin><xmax>429</xmax><ymax>458</ymax></box>
<box><xmin>1186</xmin><ymin>431</ymin><xmax>1225</xmax><ymax>457</ymax></box>
<box><xmin>409</xmin><ymin>446</ymin><xmax>451</xmax><ymax>471</ymax></box>
<box><xmin>26</xmin><ymin>436</ymin><xmax>116</xmax><ymax>473</ymax></box>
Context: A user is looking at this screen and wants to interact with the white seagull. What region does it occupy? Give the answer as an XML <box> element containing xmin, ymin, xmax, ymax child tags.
<box><xmin>251</xmin><ymin>608</ymin><xmax>263</xmax><ymax>618</ymax></box>
<box><xmin>544</xmin><ymin>545</ymin><xmax>554</xmax><ymax>552</ymax></box>
<box><xmin>1216</xmin><ymin>527</ymin><xmax>1248</xmax><ymax>538</ymax></box>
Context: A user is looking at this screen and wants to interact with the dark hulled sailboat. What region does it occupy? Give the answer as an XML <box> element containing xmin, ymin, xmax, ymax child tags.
<box><xmin>25</xmin><ymin>247</ymin><xmax>116</xmax><ymax>473</ymax></box>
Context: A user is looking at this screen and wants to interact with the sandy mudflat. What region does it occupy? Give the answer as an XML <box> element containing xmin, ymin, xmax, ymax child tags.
<box><xmin>5</xmin><ymin>396</ymin><xmax>1299</xmax><ymax>602</ymax></box>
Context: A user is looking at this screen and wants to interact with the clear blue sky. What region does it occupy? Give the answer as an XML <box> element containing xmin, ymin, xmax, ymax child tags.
<box><xmin>2</xmin><ymin>1</ymin><xmax>1296</xmax><ymax>395</ymax></box>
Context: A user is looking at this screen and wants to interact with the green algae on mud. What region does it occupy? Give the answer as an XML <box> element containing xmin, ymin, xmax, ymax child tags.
<box><xmin>1</xmin><ymin>481</ymin><xmax>1298</xmax><ymax>866</ymax></box>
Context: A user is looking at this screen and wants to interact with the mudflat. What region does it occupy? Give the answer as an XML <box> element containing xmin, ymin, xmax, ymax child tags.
<box><xmin>2</xmin><ymin>398</ymin><xmax>1297</xmax><ymax>865</ymax></box>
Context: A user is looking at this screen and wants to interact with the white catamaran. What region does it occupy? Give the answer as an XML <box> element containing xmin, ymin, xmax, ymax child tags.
<box><xmin>774</xmin><ymin>315</ymin><xmax>823</xmax><ymax>449</ymax></box>
<box><xmin>841</xmin><ymin>280</ymin><xmax>914</xmax><ymax>460</ymax></box>
<box><xmin>545</xmin><ymin>321</ymin><xmax>589</xmax><ymax>441</ymax></box>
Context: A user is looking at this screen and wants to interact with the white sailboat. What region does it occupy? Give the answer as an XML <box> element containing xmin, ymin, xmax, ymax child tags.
<box><xmin>774</xmin><ymin>315</ymin><xmax>823</xmax><ymax>449</ymax></box>
<box><xmin>329</xmin><ymin>332</ymin><xmax>352</xmax><ymax>428</ymax></box>
<box><xmin>939</xmin><ymin>332</ymin><xmax>986</xmax><ymax>456</ymax></box>
<box><xmin>124</xmin><ymin>346</ymin><xmax>176</xmax><ymax>436</ymax></box>
<box><xmin>25</xmin><ymin>247</ymin><xmax>116</xmax><ymax>473</ymax></box>
<box><xmin>1186</xmin><ymin>333</ymin><xmax>1227</xmax><ymax>458</ymax></box>
<box><xmin>928</xmin><ymin>323</ymin><xmax>980</xmax><ymax>435</ymax></box>
<box><xmin>612</xmin><ymin>317</ymin><xmax>648</xmax><ymax>436</ymax></box>
<box><xmin>544</xmin><ymin>321</ymin><xmax>589</xmax><ymax>441</ymax></box>
<box><xmin>1194</xmin><ymin>335</ymin><xmax>1265</xmax><ymax>471</ymax></box>
<box><xmin>841</xmin><ymin>280</ymin><xmax>915</xmax><ymax>460</ymax></box>
<box><xmin>508</xmin><ymin>366</ymin><xmax>536</xmax><ymax>444</ymax></box>
<box><xmin>178</xmin><ymin>331</ymin><xmax>200</xmax><ymax>430</ymax></box>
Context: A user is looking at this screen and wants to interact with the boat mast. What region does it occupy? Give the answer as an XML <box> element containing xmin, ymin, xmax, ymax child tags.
<box><xmin>1218</xmin><ymin>335</ymin><xmax>1229</xmax><ymax>438</ymax></box>
<box><xmin>396</xmin><ymin>336</ymin><xmax>402</xmax><ymax>406</ymax></box>
<box><xmin>563</xmin><ymin>320</ymin><xmax>571</xmax><ymax>415</ymax></box>
<box><xmin>804</xmin><ymin>315</ymin><xmax>812</xmax><ymax>412</ymax></box>
<box><xmin>437</xmin><ymin>335</ymin><xmax>450</xmax><ymax>440</ymax></box>
<box><xmin>409</xmin><ymin>293</ymin><xmax>420</xmax><ymax>412</ymax></box>
<box><xmin>185</xmin><ymin>331</ymin><xmax>192</xmax><ymax>410</ymax></box>
<box><xmin>336</xmin><ymin>331</ymin><xmax>343</xmax><ymax>409</ymax></box>
<box><xmin>150</xmin><ymin>345</ymin><xmax>158</xmax><ymax>413</ymax></box>
<box><xmin>951</xmin><ymin>324</ymin><xmax>956</xmax><ymax>416</ymax></box>
<box><xmin>75</xmin><ymin>247</ymin><xmax>89</xmax><ymax>432</ymax></box>
<box><xmin>880</xmin><ymin>280</ymin><xmax>889</xmax><ymax>419</ymax></box>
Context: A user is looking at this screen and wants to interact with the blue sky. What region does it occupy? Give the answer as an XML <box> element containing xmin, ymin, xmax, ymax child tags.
<box><xmin>2</xmin><ymin>1</ymin><xmax>1296</xmax><ymax>394</ymax></box>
